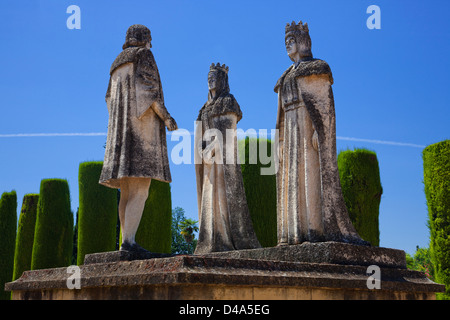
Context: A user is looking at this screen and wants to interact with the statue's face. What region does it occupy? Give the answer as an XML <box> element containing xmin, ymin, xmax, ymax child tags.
<box><xmin>285</xmin><ymin>36</ymin><xmax>297</xmax><ymax>59</ymax></box>
<box><xmin>145</xmin><ymin>34</ymin><xmax>152</xmax><ymax>49</ymax></box>
<box><xmin>286</xmin><ymin>35</ymin><xmax>311</xmax><ymax>61</ymax></box>
<box><xmin>208</xmin><ymin>71</ymin><xmax>218</xmax><ymax>91</ymax></box>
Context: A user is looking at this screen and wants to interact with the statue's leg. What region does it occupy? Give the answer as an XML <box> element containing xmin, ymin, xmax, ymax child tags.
<box><xmin>118</xmin><ymin>179</ymin><xmax>129</xmax><ymax>243</ymax></box>
<box><xmin>121</xmin><ymin>177</ymin><xmax>151</xmax><ymax>246</ymax></box>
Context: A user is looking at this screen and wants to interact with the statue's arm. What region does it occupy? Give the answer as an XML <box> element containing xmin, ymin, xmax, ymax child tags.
<box><xmin>105</xmin><ymin>78</ymin><xmax>111</xmax><ymax>103</ymax></box>
<box><xmin>275</xmin><ymin>88</ymin><xmax>285</xmax><ymax>161</ymax></box>
<box><xmin>151</xmin><ymin>101</ymin><xmax>178</xmax><ymax>131</ymax></box>
<box><xmin>105</xmin><ymin>78</ymin><xmax>112</xmax><ymax>114</ymax></box>
<box><xmin>136</xmin><ymin>50</ymin><xmax>177</xmax><ymax>130</ymax></box>
<box><xmin>297</xmin><ymin>73</ymin><xmax>335</xmax><ymax>146</ymax></box>
<box><xmin>297</xmin><ymin>74</ymin><xmax>334</xmax><ymax>117</ymax></box>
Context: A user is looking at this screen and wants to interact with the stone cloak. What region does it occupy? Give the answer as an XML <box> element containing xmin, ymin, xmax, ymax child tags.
<box><xmin>100</xmin><ymin>47</ymin><xmax>172</xmax><ymax>188</ymax></box>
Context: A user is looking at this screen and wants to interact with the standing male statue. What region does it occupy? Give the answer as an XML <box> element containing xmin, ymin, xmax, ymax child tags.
<box><xmin>100</xmin><ymin>24</ymin><xmax>178</xmax><ymax>253</ymax></box>
<box><xmin>275</xmin><ymin>21</ymin><xmax>367</xmax><ymax>246</ymax></box>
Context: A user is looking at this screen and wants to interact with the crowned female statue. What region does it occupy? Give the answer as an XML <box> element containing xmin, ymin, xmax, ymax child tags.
<box><xmin>194</xmin><ymin>63</ymin><xmax>261</xmax><ymax>254</ymax></box>
<box><xmin>275</xmin><ymin>21</ymin><xmax>368</xmax><ymax>245</ymax></box>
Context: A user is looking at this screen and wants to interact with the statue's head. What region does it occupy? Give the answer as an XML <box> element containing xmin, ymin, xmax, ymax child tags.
<box><xmin>285</xmin><ymin>21</ymin><xmax>312</xmax><ymax>62</ymax></box>
<box><xmin>208</xmin><ymin>63</ymin><xmax>230</xmax><ymax>98</ymax></box>
<box><xmin>123</xmin><ymin>24</ymin><xmax>152</xmax><ymax>50</ymax></box>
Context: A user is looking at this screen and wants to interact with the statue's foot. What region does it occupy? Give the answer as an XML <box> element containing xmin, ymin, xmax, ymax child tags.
<box><xmin>130</xmin><ymin>242</ymin><xmax>152</xmax><ymax>254</ymax></box>
<box><xmin>119</xmin><ymin>240</ymin><xmax>133</xmax><ymax>251</ymax></box>
<box><xmin>120</xmin><ymin>240</ymin><xmax>152</xmax><ymax>254</ymax></box>
<box><xmin>336</xmin><ymin>235</ymin><xmax>372</xmax><ymax>247</ymax></box>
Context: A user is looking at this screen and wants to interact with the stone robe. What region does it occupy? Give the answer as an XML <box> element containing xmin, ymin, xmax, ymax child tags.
<box><xmin>275</xmin><ymin>58</ymin><xmax>367</xmax><ymax>245</ymax></box>
<box><xmin>194</xmin><ymin>94</ymin><xmax>261</xmax><ymax>254</ymax></box>
<box><xmin>100</xmin><ymin>47</ymin><xmax>172</xmax><ymax>188</ymax></box>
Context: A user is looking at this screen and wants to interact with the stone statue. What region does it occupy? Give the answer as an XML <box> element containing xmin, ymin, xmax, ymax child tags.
<box><xmin>99</xmin><ymin>24</ymin><xmax>178</xmax><ymax>253</ymax></box>
<box><xmin>275</xmin><ymin>21</ymin><xmax>367</xmax><ymax>246</ymax></box>
<box><xmin>194</xmin><ymin>63</ymin><xmax>261</xmax><ymax>254</ymax></box>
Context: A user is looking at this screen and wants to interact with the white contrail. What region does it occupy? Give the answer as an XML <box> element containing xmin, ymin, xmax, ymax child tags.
<box><xmin>336</xmin><ymin>136</ymin><xmax>425</xmax><ymax>149</ymax></box>
<box><xmin>0</xmin><ymin>132</ymin><xmax>426</xmax><ymax>148</ymax></box>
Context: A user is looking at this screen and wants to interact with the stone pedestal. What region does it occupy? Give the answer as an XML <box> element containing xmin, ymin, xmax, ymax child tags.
<box><xmin>202</xmin><ymin>241</ymin><xmax>407</xmax><ymax>268</ymax></box>
<box><xmin>5</xmin><ymin>242</ymin><xmax>444</xmax><ymax>300</ymax></box>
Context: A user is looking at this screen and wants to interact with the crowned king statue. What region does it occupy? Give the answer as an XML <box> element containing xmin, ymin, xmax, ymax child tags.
<box><xmin>275</xmin><ymin>21</ymin><xmax>368</xmax><ymax>246</ymax></box>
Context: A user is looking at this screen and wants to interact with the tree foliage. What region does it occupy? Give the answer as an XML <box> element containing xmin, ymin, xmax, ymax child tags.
<box><xmin>406</xmin><ymin>246</ymin><xmax>434</xmax><ymax>281</ymax></box>
<box><xmin>239</xmin><ymin>137</ymin><xmax>277</xmax><ymax>247</ymax></box>
<box><xmin>13</xmin><ymin>194</ymin><xmax>38</xmax><ymax>281</ymax></box>
<box><xmin>135</xmin><ymin>180</ymin><xmax>172</xmax><ymax>253</ymax></box>
<box><xmin>423</xmin><ymin>140</ymin><xmax>450</xmax><ymax>299</ymax></box>
<box><xmin>338</xmin><ymin>148</ymin><xmax>383</xmax><ymax>246</ymax></box>
<box><xmin>171</xmin><ymin>207</ymin><xmax>197</xmax><ymax>254</ymax></box>
<box><xmin>31</xmin><ymin>179</ymin><xmax>73</xmax><ymax>270</ymax></box>
<box><xmin>77</xmin><ymin>162</ymin><xmax>117</xmax><ymax>265</ymax></box>
<box><xmin>0</xmin><ymin>190</ymin><xmax>17</xmax><ymax>300</ymax></box>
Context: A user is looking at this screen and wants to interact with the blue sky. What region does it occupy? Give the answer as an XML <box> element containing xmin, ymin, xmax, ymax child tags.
<box><xmin>0</xmin><ymin>0</ymin><xmax>449</xmax><ymax>255</ymax></box>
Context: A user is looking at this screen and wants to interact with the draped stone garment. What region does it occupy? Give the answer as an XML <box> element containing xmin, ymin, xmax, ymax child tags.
<box><xmin>275</xmin><ymin>58</ymin><xmax>368</xmax><ymax>245</ymax></box>
<box><xmin>100</xmin><ymin>47</ymin><xmax>172</xmax><ymax>188</ymax></box>
<box><xmin>194</xmin><ymin>94</ymin><xmax>261</xmax><ymax>254</ymax></box>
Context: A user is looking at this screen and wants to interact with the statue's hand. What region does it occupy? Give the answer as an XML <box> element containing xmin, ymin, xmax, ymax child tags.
<box><xmin>165</xmin><ymin>117</ymin><xmax>178</xmax><ymax>131</ymax></box>
<box><xmin>202</xmin><ymin>138</ymin><xmax>217</xmax><ymax>164</ymax></box>
<box><xmin>312</xmin><ymin>130</ymin><xmax>319</xmax><ymax>151</ymax></box>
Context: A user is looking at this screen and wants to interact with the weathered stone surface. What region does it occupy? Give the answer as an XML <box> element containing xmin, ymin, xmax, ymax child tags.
<box><xmin>5</xmin><ymin>255</ymin><xmax>444</xmax><ymax>300</ymax></box>
<box><xmin>201</xmin><ymin>241</ymin><xmax>407</xmax><ymax>269</ymax></box>
<box><xmin>83</xmin><ymin>250</ymin><xmax>173</xmax><ymax>264</ymax></box>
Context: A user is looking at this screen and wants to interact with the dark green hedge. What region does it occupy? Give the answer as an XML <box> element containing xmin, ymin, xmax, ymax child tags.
<box><xmin>31</xmin><ymin>179</ymin><xmax>73</xmax><ymax>270</ymax></box>
<box><xmin>134</xmin><ymin>180</ymin><xmax>172</xmax><ymax>253</ymax></box>
<box><xmin>13</xmin><ymin>194</ymin><xmax>39</xmax><ymax>281</ymax></box>
<box><xmin>337</xmin><ymin>148</ymin><xmax>383</xmax><ymax>246</ymax></box>
<box><xmin>239</xmin><ymin>137</ymin><xmax>277</xmax><ymax>247</ymax></box>
<box><xmin>0</xmin><ymin>191</ymin><xmax>17</xmax><ymax>300</ymax></box>
<box><xmin>423</xmin><ymin>140</ymin><xmax>450</xmax><ymax>300</ymax></box>
<box><xmin>77</xmin><ymin>162</ymin><xmax>118</xmax><ymax>265</ymax></box>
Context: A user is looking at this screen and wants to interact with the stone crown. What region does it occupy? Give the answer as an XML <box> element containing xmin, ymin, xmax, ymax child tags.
<box><xmin>285</xmin><ymin>20</ymin><xmax>309</xmax><ymax>37</ymax></box>
<box><xmin>210</xmin><ymin>63</ymin><xmax>229</xmax><ymax>74</ymax></box>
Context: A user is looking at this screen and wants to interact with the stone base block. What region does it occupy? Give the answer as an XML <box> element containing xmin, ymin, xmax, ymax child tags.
<box><xmin>5</xmin><ymin>251</ymin><xmax>444</xmax><ymax>300</ymax></box>
<box><xmin>202</xmin><ymin>241</ymin><xmax>407</xmax><ymax>269</ymax></box>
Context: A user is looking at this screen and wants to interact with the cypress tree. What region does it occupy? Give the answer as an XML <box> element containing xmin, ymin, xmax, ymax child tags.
<box><xmin>12</xmin><ymin>194</ymin><xmax>39</xmax><ymax>281</ymax></box>
<box><xmin>423</xmin><ymin>140</ymin><xmax>450</xmax><ymax>300</ymax></box>
<box><xmin>77</xmin><ymin>162</ymin><xmax>118</xmax><ymax>265</ymax></box>
<box><xmin>31</xmin><ymin>179</ymin><xmax>73</xmax><ymax>270</ymax></box>
<box><xmin>0</xmin><ymin>190</ymin><xmax>17</xmax><ymax>300</ymax></box>
<box><xmin>239</xmin><ymin>137</ymin><xmax>277</xmax><ymax>247</ymax></box>
<box><xmin>337</xmin><ymin>148</ymin><xmax>383</xmax><ymax>246</ymax></box>
<box><xmin>135</xmin><ymin>180</ymin><xmax>172</xmax><ymax>253</ymax></box>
